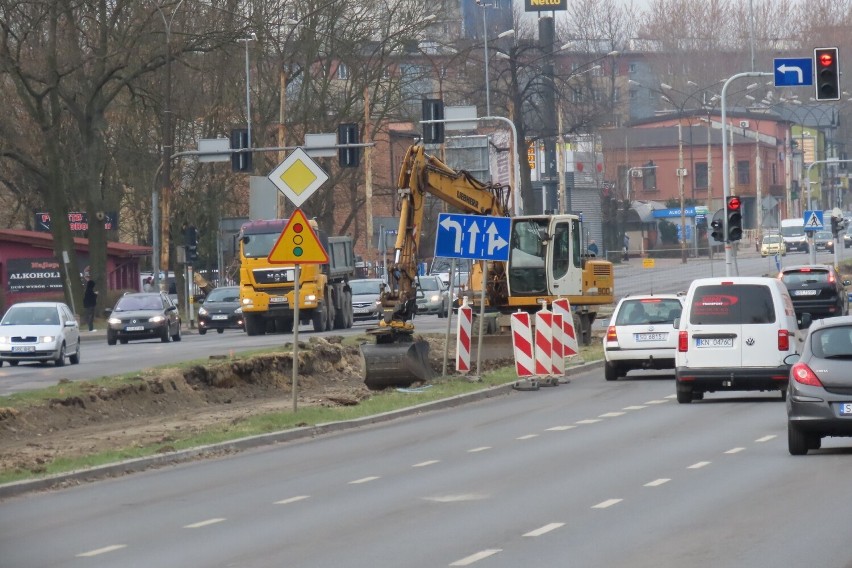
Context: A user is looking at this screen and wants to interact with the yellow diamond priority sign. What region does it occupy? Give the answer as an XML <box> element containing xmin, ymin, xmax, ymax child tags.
<box><xmin>268</xmin><ymin>208</ymin><xmax>329</xmax><ymax>265</ymax></box>
<box><xmin>268</xmin><ymin>148</ymin><xmax>329</xmax><ymax>207</ymax></box>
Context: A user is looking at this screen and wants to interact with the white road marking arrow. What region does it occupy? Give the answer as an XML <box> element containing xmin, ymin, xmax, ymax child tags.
<box><xmin>487</xmin><ymin>222</ymin><xmax>508</xmax><ymax>256</ymax></box>
<box><xmin>777</xmin><ymin>63</ymin><xmax>803</xmax><ymax>84</ymax></box>
<box><xmin>440</xmin><ymin>217</ymin><xmax>464</xmax><ymax>252</ymax></box>
<box><xmin>467</xmin><ymin>221</ymin><xmax>480</xmax><ymax>254</ymax></box>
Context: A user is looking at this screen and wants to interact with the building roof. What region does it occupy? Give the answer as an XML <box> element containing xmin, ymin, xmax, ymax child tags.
<box><xmin>601</xmin><ymin>124</ymin><xmax>763</xmax><ymax>151</ymax></box>
<box><xmin>0</xmin><ymin>229</ymin><xmax>151</xmax><ymax>258</ymax></box>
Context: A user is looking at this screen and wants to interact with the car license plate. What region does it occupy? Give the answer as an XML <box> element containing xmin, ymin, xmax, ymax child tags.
<box><xmin>839</xmin><ymin>403</ymin><xmax>852</xmax><ymax>416</ymax></box>
<box><xmin>269</xmin><ymin>296</ymin><xmax>287</xmax><ymax>303</ymax></box>
<box><xmin>125</xmin><ymin>326</ymin><xmax>144</xmax><ymax>332</ymax></box>
<box><xmin>794</xmin><ymin>289</ymin><xmax>818</xmax><ymax>296</ymax></box>
<box><xmin>212</xmin><ymin>315</ymin><xmax>228</xmax><ymax>320</ymax></box>
<box><xmin>354</xmin><ymin>307</ymin><xmax>370</xmax><ymax>314</ymax></box>
<box><xmin>11</xmin><ymin>346</ymin><xmax>35</xmax><ymax>353</ymax></box>
<box><xmin>635</xmin><ymin>333</ymin><xmax>667</xmax><ymax>342</ymax></box>
<box><xmin>696</xmin><ymin>337</ymin><xmax>733</xmax><ymax>348</ymax></box>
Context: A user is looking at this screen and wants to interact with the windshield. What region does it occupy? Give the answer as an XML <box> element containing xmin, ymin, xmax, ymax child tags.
<box><xmin>205</xmin><ymin>287</ymin><xmax>239</xmax><ymax>302</ymax></box>
<box><xmin>509</xmin><ymin>219</ymin><xmax>548</xmax><ymax>294</ymax></box>
<box><xmin>815</xmin><ymin>231</ymin><xmax>832</xmax><ymax>240</ymax></box>
<box><xmin>781</xmin><ymin>225</ymin><xmax>804</xmax><ymax>237</ymax></box>
<box><xmin>241</xmin><ymin>233</ymin><xmax>281</xmax><ymax>258</ymax></box>
<box><xmin>350</xmin><ymin>280</ymin><xmax>383</xmax><ymax>295</ymax></box>
<box><xmin>1</xmin><ymin>306</ymin><xmax>59</xmax><ymax>326</ymax></box>
<box><xmin>115</xmin><ymin>295</ymin><xmax>164</xmax><ymax>311</ymax></box>
<box><xmin>418</xmin><ymin>277</ymin><xmax>442</xmax><ymax>291</ymax></box>
<box><xmin>763</xmin><ymin>235</ymin><xmax>781</xmax><ymax>243</ymax></box>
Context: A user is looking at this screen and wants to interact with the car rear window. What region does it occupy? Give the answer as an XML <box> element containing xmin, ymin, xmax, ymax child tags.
<box><xmin>689</xmin><ymin>285</ymin><xmax>776</xmax><ymax>325</ymax></box>
<box><xmin>811</xmin><ymin>326</ymin><xmax>852</xmax><ymax>359</ymax></box>
<box><xmin>781</xmin><ymin>269</ymin><xmax>829</xmax><ymax>285</ymax></box>
<box><xmin>615</xmin><ymin>298</ymin><xmax>682</xmax><ymax>325</ymax></box>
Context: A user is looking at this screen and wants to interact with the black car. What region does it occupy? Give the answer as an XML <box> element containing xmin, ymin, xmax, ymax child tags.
<box><xmin>779</xmin><ymin>264</ymin><xmax>850</xmax><ymax>324</ymax></box>
<box><xmin>197</xmin><ymin>286</ymin><xmax>244</xmax><ymax>334</ymax></box>
<box><xmin>813</xmin><ymin>230</ymin><xmax>834</xmax><ymax>252</ymax></box>
<box><xmin>106</xmin><ymin>292</ymin><xmax>182</xmax><ymax>345</ymax></box>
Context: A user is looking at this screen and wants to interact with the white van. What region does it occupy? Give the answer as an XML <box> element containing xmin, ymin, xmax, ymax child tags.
<box><xmin>780</xmin><ymin>218</ymin><xmax>808</xmax><ymax>253</ymax></box>
<box><xmin>675</xmin><ymin>276</ymin><xmax>804</xmax><ymax>403</ymax></box>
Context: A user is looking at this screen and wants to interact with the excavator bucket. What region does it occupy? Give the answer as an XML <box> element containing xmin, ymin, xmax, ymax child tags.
<box><xmin>360</xmin><ymin>340</ymin><xmax>434</xmax><ymax>390</ymax></box>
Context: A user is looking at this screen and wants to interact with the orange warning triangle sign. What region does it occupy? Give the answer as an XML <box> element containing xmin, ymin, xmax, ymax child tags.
<box><xmin>267</xmin><ymin>208</ymin><xmax>329</xmax><ymax>264</ymax></box>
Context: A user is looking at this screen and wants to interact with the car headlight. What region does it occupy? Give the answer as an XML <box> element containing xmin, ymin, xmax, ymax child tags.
<box><xmin>149</xmin><ymin>315</ymin><xmax>166</xmax><ymax>323</ymax></box>
<box><xmin>40</xmin><ymin>336</ymin><xmax>55</xmax><ymax>343</ymax></box>
<box><xmin>430</xmin><ymin>294</ymin><xmax>441</xmax><ymax>302</ymax></box>
<box><xmin>0</xmin><ymin>336</ymin><xmax>8</xmax><ymax>344</ymax></box>
<box><xmin>107</xmin><ymin>317</ymin><xmax>121</xmax><ymax>325</ymax></box>
<box><xmin>198</xmin><ymin>307</ymin><xmax>208</xmax><ymax>316</ymax></box>
<box><xmin>242</xmin><ymin>298</ymin><xmax>251</xmax><ymax>305</ymax></box>
<box><xmin>235</xmin><ymin>307</ymin><xmax>242</xmax><ymax>314</ymax></box>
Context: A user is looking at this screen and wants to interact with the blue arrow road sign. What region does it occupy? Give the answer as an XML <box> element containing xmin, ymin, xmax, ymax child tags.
<box><xmin>803</xmin><ymin>209</ymin><xmax>824</xmax><ymax>231</ymax></box>
<box><xmin>434</xmin><ymin>213</ymin><xmax>511</xmax><ymax>261</ymax></box>
<box><xmin>774</xmin><ymin>57</ymin><xmax>814</xmax><ymax>87</ymax></box>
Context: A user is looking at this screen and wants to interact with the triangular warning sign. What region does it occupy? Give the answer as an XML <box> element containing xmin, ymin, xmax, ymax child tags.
<box><xmin>805</xmin><ymin>212</ymin><xmax>822</xmax><ymax>228</ymax></box>
<box><xmin>268</xmin><ymin>208</ymin><xmax>329</xmax><ymax>264</ymax></box>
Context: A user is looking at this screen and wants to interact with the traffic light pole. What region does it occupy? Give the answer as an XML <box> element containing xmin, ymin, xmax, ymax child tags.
<box><xmin>721</xmin><ymin>71</ymin><xmax>773</xmax><ymax>276</ymax></box>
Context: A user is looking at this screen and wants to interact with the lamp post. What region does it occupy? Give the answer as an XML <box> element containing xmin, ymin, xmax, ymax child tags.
<box><xmin>475</xmin><ymin>0</ymin><xmax>504</xmax><ymax>117</ymax></box>
<box><xmin>238</xmin><ymin>33</ymin><xmax>257</xmax><ymax>168</ymax></box>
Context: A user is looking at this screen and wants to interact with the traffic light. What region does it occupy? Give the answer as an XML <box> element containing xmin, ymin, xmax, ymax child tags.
<box><xmin>832</xmin><ymin>215</ymin><xmax>840</xmax><ymax>236</ymax></box>
<box><xmin>710</xmin><ymin>218</ymin><xmax>724</xmax><ymax>242</ymax></box>
<box><xmin>185</xmin><ymin>224</ymin><xmax>198</xmax><ymax>263</ymax></box>
<box><xmin>726</xmin><ymin>196</ymin><xmax>743</xmax><ymax>241</ymax></box>
<box><xmin>337</xmin><ymin>123</ymin><xmax>360</xmax><ymax>168</ymax></box>
<box><xmin>230</xmin><ymin>128</ymin><xmax>252</xmax><ymax>172</ymax></box>
<box><xmin>421</xmin><ymin>98</ymin><xmax>444</xmax><ymax>144</ymax></box>
<box><xmin>814</xmin><ymin>47</ymin><xmax>840</xmax><ymax>102</ymax></box>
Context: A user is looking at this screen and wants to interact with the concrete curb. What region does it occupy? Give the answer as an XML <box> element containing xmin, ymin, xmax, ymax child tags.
<box><xmin>0</xmin><ymin>359</ymin><xmax>604</xmax><ymax>499</ymax></box>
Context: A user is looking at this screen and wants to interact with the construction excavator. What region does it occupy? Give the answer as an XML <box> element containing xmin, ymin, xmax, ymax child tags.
<box><xmin>360</xmin><ymin>144</ymin><xmax>614</xmax><ymax>389</ymax></box>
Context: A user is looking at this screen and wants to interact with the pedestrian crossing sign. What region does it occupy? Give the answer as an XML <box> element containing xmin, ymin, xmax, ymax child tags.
<box><xmin>803</xmin><ymin>210</ymin><xmax>824</xmax><ymax>231</ymax></box>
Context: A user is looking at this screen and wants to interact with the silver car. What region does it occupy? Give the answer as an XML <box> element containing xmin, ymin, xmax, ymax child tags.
<box><xmin>786</xmin><ymin>315</ymin><xmax>852</xmax><ymax>455</ymax></box>
<box><xmin>349</xmin><ymin>278</ymin><xmax>384</xmax><ymax>321</ymax></box>
<box><xmin>415</xmin><ymin>275</ymin><xmax>450</xmax><ymax>318</ymax></box>
<box><xmin>0</xmin><ymin>302</ymin><xmax>81</xmax><ymax>367</ymax></box>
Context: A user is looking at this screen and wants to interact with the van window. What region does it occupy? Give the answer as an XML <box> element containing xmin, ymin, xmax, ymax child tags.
<box><xmin>689</xmin><ymin>285</ymin><xmax>776</xmax><ymax>325</ymax></box>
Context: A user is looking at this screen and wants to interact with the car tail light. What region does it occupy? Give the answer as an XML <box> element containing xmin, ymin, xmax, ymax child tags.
<box><xmin>678</xmin><ymin>330</ymin><xmax>689</xmax><ymax>352</ymax></box>
<box><xmin>791</xmin><ymin>362</ymin><xmax>823</xmax><ymax>387</ymax></box>
<box><xmin>778</xmin><ymin>329</ymin><xmax>789</xmax><ymax>351</ymax></box>
<box><xmin>828</xmin><ymin>272</ymin><xmax>836</xmax><ymax>284</ymax></box>
<box><xmin>606</xmin><ymin>326</ymin><xmax>618</xmax><ymax>343</ymax></box>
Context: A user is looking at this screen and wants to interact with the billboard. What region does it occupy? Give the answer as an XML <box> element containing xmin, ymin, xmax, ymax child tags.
<box><xmin>524</xmin><ymin>0</ymin><xmax>567</xmax><ymax>11</ymax></box>
<box><xmin>34</xmin><ymin>211</ymin><xmax>118</xmax><ymax>232</ymax></box>
<box><xmin>7</xmin><ymin>258</ymin><xmax>64</xmax><ymax>293</ymax></box>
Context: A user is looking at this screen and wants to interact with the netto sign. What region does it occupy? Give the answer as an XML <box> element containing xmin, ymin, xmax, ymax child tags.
<box><xmin>524</xmin><ymin>0</ymin><xmax>567</xmax><ymax>11</ymax></box>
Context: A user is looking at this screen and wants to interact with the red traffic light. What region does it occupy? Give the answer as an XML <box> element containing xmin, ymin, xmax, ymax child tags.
<box><xmin>727</xmin><ymin>196</ymin><xmax>741</xmax><ymax>211</ymax></box>
<box><xmin>819</xmin><ymin>52</ymin><xmax>834</xmax><ymax>67</ymax></box>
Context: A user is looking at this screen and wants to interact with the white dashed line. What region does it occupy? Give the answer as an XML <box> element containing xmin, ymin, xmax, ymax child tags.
<box><xmin>592</xmin><ymin>498</ymin><xmax>623</xmax><ymax>509</ymax></box>
<box><xmin>623</xmin><ymin>405</ymin><xmax>647</xmax><ymax>410</ymax></box>
<box><xmin>599</xmin><ymin>412</ymin><xmax>625</xmax><ymax>418</ymax></box>
<box><xmin>468</xmin><ymin>446</ymin><xmax>492</xmax><ymax>453</ymax></box>
<box><xmin>184</xmin><ymin>518</ymin><xmax>226</xmax><ymax>529</ymax></box>
<box><xmin>576</xmin><ymin>419</ymin><xmax>602</xmax><ymax>425</ymax></box>
<box><xmin>274</xmin><ymin>495</ymin><xmax>310</xmax><ymax>505</ymax></box>
<box><xmin>756</xmin><ymin>435</ymin><xmax>777</xmax><ymax>443</ymax></box>
<box><xmin>644</xmin><ymin>478</ymin><xmax>671</xmax><ymax>487</ymax></box>
<box><xmin>349</xmin><ymin>476</ymin><xmax>380</xmax><ymax>484</ymax></box>
<box><xmin>644</xmin><ymin>399</ymin><xmax>669</xmax><ymax>404</ymax></box>
<box><xmin>450</xmin><ymin>549</ymin><xmax>502</xmax><ymax>566</ymax></box>
<box><xmin>76</xmin><ymin>545</ymin><xmax>126</xmax><ymax>557</ymax></box>
<box><xmin>725</xmin><ymin>447</ymin><xmax>746</xmax><ymax>454</ymax></box>
<box><xmin>516</xmin><ymin>434</ymin><xmax>539</xmax><ymax>440</ymax></box>
<box><xmin>523</xmin><ymin>522</ymin><xmax>565</xmax><ymax>537</ymax></box>
<box><xmin>546</xmin><ymin>425</ymin><xmax>576</xmax><ymax>431</ymax></box>
<box><xmin>687</xmin><ymin>461</ymin><xmax>711</xmax><ymax>469</ymax></box>
<box><xmin>413</xmin><ymin>460</ymin><xmax>440</xmax><ymax>468</ymax></box>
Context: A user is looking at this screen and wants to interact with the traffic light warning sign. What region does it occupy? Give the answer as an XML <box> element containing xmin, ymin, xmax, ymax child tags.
<box><xmin>268</xmin><ymin>208</ymin><xmax>329</xmax><ymax>265</ymax></box>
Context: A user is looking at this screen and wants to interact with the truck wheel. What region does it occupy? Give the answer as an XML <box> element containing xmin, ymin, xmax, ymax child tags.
<box><xmin>326</xmin><ymin>294</ymin><xmax>336</xmax><ymax>330</ymax></box>
<box><xmin>312</xmin><ymin>304</ymin><xmax>327</xmax><ymax>332</ymax></box>
<box><xmin>279</xmin><ymin>316</ymin><xmax>294</xmax><ymax>333</ymax></box>
<box><xmin>245</xmin><ymin>314</ymin><xmax>265</xmax><ymax>336</ymax></box>
<box><xmin>344</xmin><ymin>291</ymin><xmax>353</xmax><ymax>328</ymax></box>
<box><xmin>333</xmin><ymin>291</ymin><xmax>347</xmax><ymax>329</ymax></box>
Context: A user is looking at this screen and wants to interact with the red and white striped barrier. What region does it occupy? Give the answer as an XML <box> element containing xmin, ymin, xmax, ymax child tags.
<box><xmin>551</xmin><ymin>312</ymin><xmax>566</xmax><ymax>377</ymax></box>
<box><xmin>552</xmin><ymin>298</ymin><xmax>579</xmax><ymax>357</ymax></box>
<box><xmin>456</xmin><ymin>297</ymin><xmax>472</xmax><ymax>374</ymax></box>
<box><xmin>534</xmin><ymin>303</ymin><xmax>553</xmax><ymax>378</ymax></box>
<box><xmin>510</xmin><ymin>310</ymin><xmax>535</xmax><ymax>378</ymax></box>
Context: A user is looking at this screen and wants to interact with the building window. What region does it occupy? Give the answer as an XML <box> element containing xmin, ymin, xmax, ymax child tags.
<box><xmin>643</xmin><ymin>161</ymin><xmax>657</xmax><ymax>192</ymax></box>
<box><xmin>772</xmin><ymin>162</ymin><xmax>777</xmax><ymax>184</ymax></box>
<box><xmin>613</xmin><ymin>87</ymin><xmax>621</xmax><ymax>102</ymax></box>
<box><xmin>737</xmin><ymin>160</ymin><xmax>750</xmax><ymax>184</ymax></box>
<box><xmin>695</xmin><ymin>162</ymin><xmax>708</xmax><ymax>189</ymax></box>
<box><xmin>629</xmin><ymin>62</ymin><xmax>638</xmax><ymax>73</ymax></box>
<box><xmin>572</xmin><ymin>89</ymin><xmax>583</xmax><ymax>103</ymax></box>
<box><xmin>337</xmin><ymin>63</ymin><xmax>350</xmax><ymax>80</ymax></box>
<box><xmin>629</xmin><ymin>88</ymin><xmax>638</xmax><ymax>100</ymax></box>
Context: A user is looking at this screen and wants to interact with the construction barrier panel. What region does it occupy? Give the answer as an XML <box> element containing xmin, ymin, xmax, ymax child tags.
<box><xmin>552</xmin><ymin>298</ymin><xmax>579</xmax><ymax>357</ymax></box>
<box><xmin>551</xmin><ymin>312</ymin><xmax>566</xmax><ymax>377</ymax></box>
<box><xmin>456</xmin><ymin>297</ymin><xmax>472</xmax><ymax>374</ymax></box>
<box><xmin>534</xmin><ymin>304</ymin><xmax>553</xmax><ymax>377</ymax></box>
<box><xmin>510</xmin><ymin>310</ymin><xmax>535</xmax><ymax>377</ymax></box>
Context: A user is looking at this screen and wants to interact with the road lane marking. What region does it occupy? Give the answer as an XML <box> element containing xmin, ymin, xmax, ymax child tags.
<box><xmin>424</xmin><ymin>493</ymin><xmax>488</xmax><ymax>503</ymax></box>
<box><xmin>468</xmin><ymin>446</ymin><xmax>491</xmax><ymax>453</ymax></box>
<box><xmin>184</xmin><ymin>518</ymin><xmax>226</xmax><ymax>529</ymax></box>
<box><xmin>76</xmin><ymin>545</ymin><xmax>127</xmax><ymax>557</ymax></box>
<box><xmin>274</xmin><ymin>495</ymin><xmax>310</xmax><ymax>505</ymax></box>
<box><xmin>599</xmin><ymin>412</ymin><xmax>625</xmax><ymax>418</ymax></box>
<box><xmin>592</xmin><ymin>498</ymin><xmax>623</xmax><ymax>509</ymax></box>
<box><xmin>523</xmin><ymin>522</ymin><xmax>565</xmax><ymax>537</ymax></box>
<box><xmin>756</xmin><ymin>435</ymin><xmax>777</xmax><ymax>443</ymax></box>
<box><xmin>664</xmin><ymin>394</ymin><xmax>677</xmax><ymax>399</ymax></box>
<box><xmin>450</xmin><ymin>549</ymin><xmax>502</xmax><ymax>566</ymax></box>
<box><xmin>644</xmin><ymin>400</ymin><xmax>668</xmax><ymax>404</ymax></box>
<box><xmin>516</xmin><ymin>434</ymin><xmax>539</xmax><ymax>440</ymax></box>
<box><xmin>725</xmin><ymin>447</ymin><xmax>746</xmax><ymax>454</ymax></box>
<box><xmin>687</xmin><ymin>461</ymin><xmax>711</xmax><ymax>469</ymax></box>
<box><xmin>546</xmin><ymin>425</ymin><xmax>576</xmax><ymax>431</ymax></box>
<box><xmin>576</xmin><ymin>419</ymin><xmax>601</xmax><ymax>424</ymax></box>
<box><xmin>413</xmin><ymin>460</ymin><xmax>440</xmax><ymax>467</ymax></box>
<box><xmin>349</xmin><ymin>476</ymin><xmax>380</xmax><ymax>484</ymax></box>
<box><xmin>644</xmin><ymin>478</ymin><xmax>671</xmax><ymax>487</ymax></box>
<box><xmin>623</xmin><ymin>405</ymin><xmax>647</xmax><ymax>410</ymax></box>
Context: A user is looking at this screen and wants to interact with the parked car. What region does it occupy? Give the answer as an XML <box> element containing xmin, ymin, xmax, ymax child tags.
<box><xmin>778</xmin><ymin>264</ymin><xmax>849</xmax><ymax>324</ymax></box>
<box><xmin>0</xmin><ymin>302</ymin><xmax>81</xmax><ymax>367</ymax></box>
<box><xmin>415</xmin><ymin>274</ymin><xmax>450</xmax><ymax>318</ymax></box>
<box><xmin>675</xmin><ymin>277</ymin><xmax>803</xmax><ymax>403</ymax></box>
<box><xmin>197</xmin><ymin>286</ymin><xmax>243</xmax><ymax>334</ymax></box>
<box><xmin>786</xmin><ymin>315</ymin><xmax>852</xmax><ymax>455</ymax></box>
<box><xmin>106</xmin><ymin>292</ymin><xmax>182</xmax><ymax>345</ymax></box>
<box><xmin>603</xmin><ymin>294</ymin><xmax>684</xmax><ymax>381</ymax></box>
<box><xmin>760</xmin><ymin>234</ymin><xmax>786</xmax><ymax>257</ymax></box>
<box><xmin>350</xmin><ymin>278</ymin><xmax>385</xmax><ymax>321</ymax></box>
<box><xmin>813</xmin><ymin>230</ymin><xmax>834</xmax><ymax>252</ymax></box>
<box><xmin>844</xmin><ymin>229</ymin><xmax>852</xmax><ymax>249</ymax></box>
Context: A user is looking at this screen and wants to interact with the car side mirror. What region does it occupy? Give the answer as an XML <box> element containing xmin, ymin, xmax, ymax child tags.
<box><xmin>784</xmin><ymin>353</ymin><xmax>800</xmax><ymax>366</ymax></box>
<box><xmin>104</xmin><ymin>308</ymin><xmax>112</xmax><ymax>315</ymax></box>
<box><xmin>65</xmin><ymin>320</ymin><xmax>76</xmax><ymax>327</ymax></box>
<box><xmin>844</xmin><ymin>280</ymin><xmax>851</xmax><ymax>287</ymax></box>
<box><xmin>166</xmin><ymin>305</ymin><xmax>177</xmax><ymax>312</ymax></box>
<box><xmin>799</xmin><ymin>312</ymin><xmax>812</xmax><ymax>329</ymax></box>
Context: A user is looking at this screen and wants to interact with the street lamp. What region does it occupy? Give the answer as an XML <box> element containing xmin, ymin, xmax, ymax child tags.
<box><xmin>476</xmin><ymin>1</ymin><xmax>511</xmax><ymax>117</ymax></box>
<box><xmin>237</xmin><ymin>33</ymin><xmax>257</xmax><ymax>168</ymax></box>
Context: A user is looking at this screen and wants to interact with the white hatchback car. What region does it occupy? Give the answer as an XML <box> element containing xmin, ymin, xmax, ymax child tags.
<box><xmin>603</xmin><ymin>294</ymin><xmax>684</xmax><ymax>381</ymax></box>
<box><xmin>0</xmin><ymin>302</ymin><xmax>81</xmax><ymax>367</ymax></box>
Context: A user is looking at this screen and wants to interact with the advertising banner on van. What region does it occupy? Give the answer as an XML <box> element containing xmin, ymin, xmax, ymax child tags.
<box><xmin>524</xmin><ymin>0</ymin><xmax>567</xmax><ymax>11</ymax></box>
<box><xmin>7</xmin><ymin>258</ymin><xmax>64</xmax><ymax>293</ymax></box>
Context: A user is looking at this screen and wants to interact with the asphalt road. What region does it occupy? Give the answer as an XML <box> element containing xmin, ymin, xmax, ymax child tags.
<box><xmin>2</xmin><ymin>366</ymin><xmax>851</xmax><ymax>567</ymax></box>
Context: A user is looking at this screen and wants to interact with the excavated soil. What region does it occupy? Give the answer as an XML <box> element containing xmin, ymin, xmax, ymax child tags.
<box><xmin>0</xmin><ymin>335</ymin><xmax>511</xmax><ymax>477</ymax></box>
